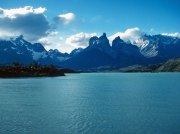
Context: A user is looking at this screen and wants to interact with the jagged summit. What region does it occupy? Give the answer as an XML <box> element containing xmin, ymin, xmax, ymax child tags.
<box><xmin>89</xmin><ymin>36</ymin><xmax>99</xmax><ymax>46</ymax></box>
<box><xmin>49</xmin><ymin>49</ymin><xmax>61</xmax><ymax>54</ymax></box>
<box><xmin>15</xmin><ymin>35</ymin><xmax>23</xmax><ymax>40</ymax></box>
<box><xmin>70</xmin><ymin>48</ymin><xmax>84</xmax><ymax>56</ymax></box>
<box><xmin>89</xmin><ymin>33</ymin><xmax>109</xmax><ymax>47</ymax></box>
<box><xmin>99</xmin><ymin>33</ymin><xmax>107</xmax><ymax>39</ymax></box>
<box><xmin>99</xmin><ymin>33</ymin><xmax>109</xmax><ymax>43</ymax></box>
<box><xmin>112</xmin><ymin>36</ymin><xmax>125</xmax><ymax>48</ymax></box>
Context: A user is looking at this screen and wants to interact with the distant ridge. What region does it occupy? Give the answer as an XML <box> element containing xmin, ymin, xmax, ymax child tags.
<box><xmin>117</xmin><ymin>58</ymin><xmax>180</xmax><ymax>72</ymax></box>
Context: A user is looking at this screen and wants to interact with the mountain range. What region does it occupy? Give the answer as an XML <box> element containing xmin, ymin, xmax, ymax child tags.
<box><xmin>0</xmin><ymin>33</ymin><xmax>180</xmax><ymax>70</ymax></box>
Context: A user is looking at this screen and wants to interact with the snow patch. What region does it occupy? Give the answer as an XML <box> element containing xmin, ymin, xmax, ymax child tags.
<box><xmin>27</xmin><ymin>47</ymin><xmax>47</xmax><ymax>60</ymax></box>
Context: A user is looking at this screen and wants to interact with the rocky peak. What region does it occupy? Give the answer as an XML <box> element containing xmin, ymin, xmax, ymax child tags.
<box><xmin>11</xmin><ymin>35</ymin><xmax>25</xmax><ymax>45</ymax></box>
<box><xmin>101</xmin><ymin>33</ymin><xmax>107</xmax><ymax>38</ymax></box>
<box><xmin>89</xmin><ymin>36</ymin><xmax>99</xmax><ymax>46</ymax></box>
<box><xmin>112</xmin><ymin>36</ymin><xmax>126</xmax><ymax>50</ymax></box>
<box><xmin>112</xmin><ymin>36</ymin><xmax>124</xmax><ymax>44</ymax></box>
<box><xmin>48</xmin><ymin>49</ymin><xmax>64</xmax><ymax>55</ymax></box>
<box><xmin>15</xmin><ymin>35</ymin><xmax>24</xmax><ymax>41</ymax></box>
<box><xmin>32</xmin><ymin>43</ymin><xmax>46</xmax><ymax>52</ymax></box>
<box><xmin>89</xmin><ymin>33</ymin><xmax>110</xmax><ymax>47</ymax></box>
<box><xmin>98</xmin><ymin>33</ymin><xmax>110</xmax><ymax>47</ymax></box>
<box><xmin>70</xmin><ymin>48</ymin><xmax>83</xmax><ymax>56</ymax></box>
<box><xmin>99</xmin><ymin>33</ymin><xmax>108</xmax><ymax>41</ymax></box>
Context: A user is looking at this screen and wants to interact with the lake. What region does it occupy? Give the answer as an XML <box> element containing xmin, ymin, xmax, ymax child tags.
<box><xmin>0</xmin><ymin>73</ymin><xmax>180</xmax><ymax>134</ymax></box>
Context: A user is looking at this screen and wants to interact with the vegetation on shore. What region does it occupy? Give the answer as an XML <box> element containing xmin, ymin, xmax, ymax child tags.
<box><xmin>0</xmin><ymin>62</ymin><xmax>77</xmax><ymax>78</ymax></box>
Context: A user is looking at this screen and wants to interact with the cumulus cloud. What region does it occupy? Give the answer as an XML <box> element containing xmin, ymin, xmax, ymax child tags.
<box><xmin>108</xmin><ymin>27</ymin><xmax>144</xmax><ymax>44</ymax></box>
<box><xmin>0</xmin><ymin>6</ymin><xmax>46</xmax><ymax>18</ymax></box>
<box><xmin>162</xmin><ymin>32</ymin><xmax>180</xmax><ymax>38</ymax></box>
<box><xmin>38</xmin><ymin>36</ymin><xmax>58</xmax><ymax>49</ymax></box>
<box><xmin>0</xmin><ymin>6</ymin><xmax>50</xmax><ymax>41</ymax></box>
<box><xmin>56</xmin><ymin>12</ymin><xmax>75</xmax><ymax>24</ymax></box>
<box><xmin>38</xmin><ymin>36</ymin><xmax>73</xmax><ymax>53</ymax></box>
<box><xmin>66</xmin><ymin>32</ymin><xmax>97</xmax><ymax>47</ymax></box>
<box><xmin>37</xmin><ymin>31</ymin><xmax>59</xmax><ymax>46</ymax></box>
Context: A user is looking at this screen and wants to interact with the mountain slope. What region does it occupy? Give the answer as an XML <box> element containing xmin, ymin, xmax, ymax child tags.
<box><xmin>117</xmin><ymin>58</ymin><xmax>180</xmax><ymax>72</ymax></box>
<box><xmin>0</xmin><ymin>36</ymin><xmax>69</xmax><ymax>65</ymax></box>
<box><xmin>48</xmin><ymin>49</ymin><xmax>70</xmax><ymax>64</ymax></box>
<box><xmin>155</xmin><ymin>58</ymin><xmax>180</xmax><ymax>72</ymax></box>
<box><xmin>112</xmin><ymin>37</ymin><xmax>146</xmax><ymax>67</ymax></box>
<box><xmin>62</xmin><ymin>33</ymin><xmax>116</xmax><ymax>70</ymax></box>
<box><xmin>134</xmin><ymin>34</ymin><xmax>180</xmax><ymax>59</ymax></box>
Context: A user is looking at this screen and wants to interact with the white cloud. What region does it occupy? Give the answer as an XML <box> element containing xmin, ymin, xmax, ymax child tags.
<box><xmin>38</xmin><ymin>31</ymin><xmax>59</xmax><ymax>46</ymax></box>
<box><xmin>0</xmin><ymin>6</ymin><xmax>50</xmax><ymax>41</ymax></box>
<box><xmin>162</xmin><ymin>32</ymin><xmax>180</xmax><ymax>38</ymax></box>
<box><xmin>57</xmin><ymin>13</ymin><xmax>75</xmax><ymax>24</ymax></box>
<box><xmin>0</xmin><ymin>29</ymin><xmax>18</xmax><ymax>39</ymax></box>
<box><xmin>0</xmin><ymin>6</ymin><xmax>46</xmax><ymax>19</ymax></box>
<box><xmin>66</xmin><ymin>32</ymin><xmax>97</xmax><ymax>48</ymax></box>
<box><xmin>38</xmin><ymin>36</ymin><xmax>73</xmax><ymax>53</ymax></box>
<box><xmin>33</xmin><ymin>7</ymin><xmax>47</xmax><ymax>14</ymax></box>
<box><xmin>108</xmin><ymin>27</ymin><xmax>144</xmax><ymax>44</ymax></box>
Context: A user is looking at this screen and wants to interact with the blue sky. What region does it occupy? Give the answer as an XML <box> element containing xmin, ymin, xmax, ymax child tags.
<box><xmin>0</xmin><ymin>0</ymin><xmax>180</xmax><ymax>52</ymax></box>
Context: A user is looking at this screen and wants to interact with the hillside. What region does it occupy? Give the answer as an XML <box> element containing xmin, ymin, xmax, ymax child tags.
<box><xmin>155</xmin><ymin>58</ymin><xmax>180</xmax><ymax>72</ymax></box>
<box><xmin>117</xmin><ymin>58</ymin><xmax>180</xmax><ymax>72</ymax></box>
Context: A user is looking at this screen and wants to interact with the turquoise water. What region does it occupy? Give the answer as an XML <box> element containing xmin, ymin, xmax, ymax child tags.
<box><xmin>0</xmin><ymin>73</ymin><xmax>180</xmax><ymax>134</ymax></box>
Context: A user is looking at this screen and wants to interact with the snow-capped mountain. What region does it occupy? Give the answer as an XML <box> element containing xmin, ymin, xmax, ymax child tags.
<box><xmin>134</xmin><ymin>35</ymin><xmax>159</xmax><ymax>58</ymax></box>
<box><xmin>48</xmin><ymin>49</ymin><xmax>70</xmax><ymax>63</ymax></box>
<box><xmin>0</xmin><ymin>35</ymin><xmax>52</xmax><ymax>65</ymax></box>
<box><xmin>0</xmin><ymin>33</ymin><xmax>180</xmax><ymax>70</ymax></box>
<box><xmin>133</xmin><ymin>34</ymin><xmax>180</xmax><ymax>58</ymax></box>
